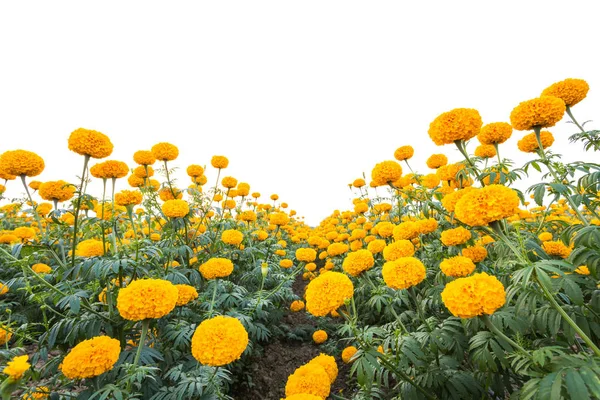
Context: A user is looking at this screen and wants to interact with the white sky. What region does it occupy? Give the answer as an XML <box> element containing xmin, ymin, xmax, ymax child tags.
<box><xmin>1</xmin><ymin>1</ymin><xmax>598</xmax><ymax>226</ymax></box>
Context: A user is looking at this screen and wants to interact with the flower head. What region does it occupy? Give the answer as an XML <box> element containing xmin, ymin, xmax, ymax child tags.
<box><xmin>371</xmin><ymin>161</ymin><xmax>402</xmax><ymax>186</ymax></box>
<box><xmin>510</xmin><ymin>96</ymin><xmax>565</xmax><ymax>131</ymax></box>
<box><xmin>305</xmin><ymin>271</ymin><xmax>354</xmax><ymax>317</ymax></box>
<box><xmin>133</xmin><ymin>150</ymin><xmax>156</xmax><ymax>166</ymax></box>
<box><xmin>115</xmin><ymin>190</ymin><xmax>143</xmax><ymax>207</ymax></box>
<box><xmin>191</xmin><ymin>316</ymin><xmax>249</xmax><ymax>366</ymax></box>
<box><xmin>199</xmin><ymin>258</ymin><xmax>234</xmax><ymax>279</ymax></box>
<box><xmin>441</xmin><ymin>272</ymin><xmax>506</xmax><ymax>318</ymax></box>
<box><xmin>428</xmin><ymin>108</ymin><xmax>482</xmax><ymax>145</ymax></box>
<box><xmin>68</xmin><ymin>128</ymin><xmax>113</xmax><ymax>159</ymax></box>
<box><xmin>175</xmin><ymin>284</ymin><xmax>199</xmax><ymax>306</ymax></box>
<box><xmin>440</xmin><ymin>256</ymin><xmax>476</xmax><ymax>277</ymax></box>
<box><xmin>341</xmin><ymin>346</ymin><xmax>358</xmax><ymax>363</ymax></box>
<box><xmin>394</xmin><ymin>145</ymin><xmax>414</xmax><ymax>161</ymax></box>
<box><xmin>517</xmin><ymin>131</ymin><xmax>555</xmax><ymax>153</ymax></box>
<box><xmin>426</xmin><ymin>154</ymin><xmax>448</xmax><ymax>169</ymax></box>
<box><xmin>211</xmin><ymin>155</ymin><xmax>229</xmax><ymax>169</ymax></box>
<box><xmin>285</xmin><ymin>363</ymin><xmax>330</xmax><ymax>399</ymax></box>
<box><xmin>541</xmin><ymin>78</ymin><xmax>589</xmax><ymax>107</ymax></box>
<box><xmin>75</xmin><ymin>239</ymin><xmax>105</xmax><ymax>257</ymax></box>
<box><xmin>312</xmin><ymin>330</ymin><xmax>328</xmax><ymax>344</ymax></box>
<box><xmin>162</xmin><ymin>199</ymin><xmax>190</xmax><ymax>218</ymax></box>
<box><xmin>117</xmin><ymin>278</ymin><xmax>178</xmax><ymax>320</ymax></box>
<box><xmin>440</xmin><ymin>226</ymin><xmax>472</xmax><ymax>246</ymax></box>
<box><xmin>296</xmin><ymin>248</ymin><xmax>317</xmax><ymax>262</ymax></box>
<box><xmin>342</xmin><ymin>249</ymin><xmax>375</xmax><ymax>277</ymax></box>
<box><xmin>38</xmin><ymin>180</ymin><xmax>75</xmax><ymax>202</ymax></box>
<box><xmin>0</xmin><ymin>150</ymin><xmax>45</xmax><ymax>177</ymax></box>
<box><xmin>382</xmin><ymin>257</ymin><xmax>426</xmax><ymax>289</ymax></box>
<box><xmin>478</xmin><ymin>122</ymin><xmax>512</xmax><ymax>145</ymax></box>
<box><xmin>151</xmin><ymin>142</ymin><xmax>179</xmax><ymax>161</ymax></box>
<box><xmin>454</xmin><ymin>185</ymin><xmax>519</xmax><ymax>226</ymax></box>
<box><xmin>60</xmin><ymin>336</ymin><xmax>120</xmax><ymax>379</ymax></box>
<box><xmin>221</xmin><ymin>229</ymin><xmax>243</xmax><ymax>246</ymax></box>
<box><xmin>3</xmin><ymin>355</ymin><xmax>30</xmax><ymax>380</ymax></box>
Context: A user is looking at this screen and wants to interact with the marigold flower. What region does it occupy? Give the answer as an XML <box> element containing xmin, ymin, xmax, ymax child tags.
<box><xmin>542</xmin><ymin>240</ymin><xmax>572</xmax><ymax>258</ymax></box>
<box><xmin>68</xmin><ymin>128</ymin><xmax>113</xmax><ymax>159</ymax></box>
<box><xmin>416</xmin><ymin>218</ymin><xmax>438</xmax><ymax>234</ymax></box>
<box><xmin>382</xmin><ymin>257</ymin><xmax>426</xmax><ymax>289</ymax></box>
<box><xmin>352</xmin><ymin>178</ymin><xmax>366</xmax><ymax>188</ymax></box>
<box><xmin>312</xmin><ymin>330</ymin><xmax>328</xmax><ymax>344</ymax></box>
<box><xmin>211</xmin><ymin>155</ymin><xmax>229</xmax><ymax>169</ymax></box>
<box><xmin>366</xmin><ymin>239</ymin><xmax>385</xmax><ymax>254</ymax></box>
<box><xmin>270</xmin><ymin>212</ymin><xmax>290</xmax><ymax>226</ymax></box>
<box><xmin>474</xmin><ymin>144</ymin><xmax>497</xmax><ymax>159</ymax></box>
<box><xmin>517</xmin><ymin>130</ymin><xmax>555</xmax><ymax>153</ymax></box>
<box><xmin>191</xmin><ymin>316</ymin><xmax>248</xmax><ymax>366</ymax></box>
<box><xmin>0</xmin><ymin>150</ymin><xmax>45</xmax><ymax>177</ymax></box>
<box><xmin>59</xmin><ymin>336</ymin><xmax>120</xmax><ymax>379</ymax></box>
<box><xmin>31</xmin><ymin>263</ymin><xmax>52</xmax><ymax>274</ymax></box>
<box><xmin>14</xmin><ymin>227</ymin><xmax>36</xmax><ymax>241</ymax></box>
<box><xmin>296</xmin><ymin>248</ymin><xmax>317</xmax><ymax>262</ymax></box>
<box><xmin>308</xmin><ymin>353</ymin><xmax>338</xmax><ymax>384</ymax></box>
<box><xmin>117</xmin><ymin>278</ymin><xmax>178</xmax><ymax>320</ymax></box>
<box><xmin>159</xmin><ymin>187</ymin><xmax>183</xmax><ymax>201</ymax></box>
<box><xmin>175</xmin><ymin>284</ymin><xmax>199</xmax><ymax>306</ymax></box>
<box><xmin>383</xmin><ymin>240</ymin><xmax>415</xmax><ymax>261</ymax></box>
<box><xmin>221</xmin><ymin>229</ymin><xmax>243</xmax><ymax>245</ymax></box>
<box><xmin>510</xmin><ymin>96</ymin><xmax>566</xmax><ymax>131</ymax></box>
<box><xmin>354</xmin><ymin>202</ymin><xmax>368</xmax><ymax>214</ymax></box>
<box><xmin>127</xmin><ymin>174</ymin><xmax>144</xmax><ymax>188</ymax></box>
<box><xmin>342</xmin><ymin>249</ymin><xmax>374</xmax><ymax>277</ymax></box>
<box><xmin>440</xmin><ymin>226</ymin><xmax>472</xmax><ymax>246</ymax></box>
<box><xmin>428</xmin><ymin>108</ymin><xmax>482</xmax><ymax>146</ymax></box>
<box><xmin>3</xmin><ymin>355</ymin><xmax>30</xmax><ymax>380</ymax></box>
<box><xmin>162</xmin><ymin>199</ymin><xmax>189</xmax><ymax>218</ymax></box>
<box><xmin>306</xmin><ymin>271</ymin><xmax>354</xmax><ymax>317</ymax></box>
<box><xmin>21</xmin><ymin>386</ymin><xmax>50</xmax><ymax>400</ymax></box>
<box><xmin>115</xmin><ymin>190</ymin><xmax>143</xmax><ymax>207</ymax></box>
<box><xmin>462</xmin><ymin>245</ymin><xmax>488</xmax><ymax>263</ymax></box>
<box><xmin>541</xmin><ymin>78</ymin><xmax>589</xmax><ymax>107</ymax></box>
<box><xmin>38</xmin><ymin>180</ymin><xmax>75</xmax><ymax>202</ymax></box>
<box><xmin>421</xmin><ymin>173</ymin><xmax>440</xmax><ymax>189</ymax></box>
<box><xmin>285</xmin><ymin>363</ymin><xmax>330</xmax><ymax>399</ymax></box>
<box><xmin>394</xmin><ymin>145</ymin><xmax>414</xmax><ymax>161</ymax></box>
<box><xmin>221</xmin><ymin>176</ymin><xmax>237</xmax><ymax>189</ymax></box>
<box><xmin>478</xmin><ymin>122</ymin><xmax>513</xmax><ymax>145</ymax></box>
<box><xmin>341</xmin><ymin>346</ymin><xmax>358</xmax><ymax>363</ymax></box>
<box><xmin>392</xmin><ymin>221</ymin><xmax>419</xmax><ymax>241</ymax></box>
<box><xmin>280</xmin><ymin>259</ymin><xmax>294</xmax><ymax>269</ymax></box>
<box><xmin>327</xmin><ymin>242</ymin><xmax>349</xmax><ymax>257</ymax></box>
<box><xmin>0</xmin><ymin>234</ymin><xmax>19</xmax><ymax>245</ymax></box>
<box><xmin>0</xmin><ymin>325</ymin><xmax>12</xmax><ymax>345</ymax></box>
<box><xmin>574</xmin><ymin>265</ymin><xmax>590</xmax><ymax>275</ymax></box>
<box><xmin>284</xmin><ymin>395</ymin><xmax>323</xmax><ymax>400</ymax></box>
<box><xmin>454</xmin><ymin>185</ymin><xmax>519</xmax><ymax>226</ymax></box>
<box><xmin>75</xmin><ymin>239</ymin><xmax>104</xmax><ymax>257</ymax></box>
<box><xmin>290</xmin><ymin>300</ymin><xmax>305</xmax><ymax>312</ymax></box>
<box><xmin>371</xmin><ymin>160</ymin><xmax>402</xmax><ymax>186</ymax></box>
<box><xmin>440</xmin><ymin>255</ymin><xmax>476</xmax><ymax>277</ymax></box>
<box><xmin>441</xmin><ymin>272</ymin><xmax>506</xmax><ymax>318</ymax></box>
<box><xmin>151</xmin><ymin>142</ymin><xmax>179</xmax><ymax>161</ymax></box>
<box><xmin>538</xmin><ymin>232</ymin><xmax>553</xmax><ymax>242</ymax></box>
<box><xmin>186</xmin><ymin>164</ymin><xmax>204</xmax><ymax>178</ymax></box>
<box><xmin>426</xmin><ymin>154</ymin><xmax>448</xmax><ymax>169</ymax></box>
<box><xmin>91</xmin><ymin>160</ymin><xmax>129</xmax><ymax>179</ymax></box>
<box><xmin>199</xmin><ymin>258</ymin><xmax>234</xmax><ymax>279</ymax></box>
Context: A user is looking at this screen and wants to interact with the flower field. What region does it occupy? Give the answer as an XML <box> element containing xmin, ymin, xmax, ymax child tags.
<box><xmin>1</xmin><ymin>78</ymin><xmax>600</xmax><ymax>399</ymax></box>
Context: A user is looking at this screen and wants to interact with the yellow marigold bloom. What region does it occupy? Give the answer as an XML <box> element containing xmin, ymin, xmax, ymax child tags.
<box><xmin>236</xmin><ymin>182</ymin><xmax>250</xmax><ymax>196</ymax></box>
<box><xmin>428</xmin><ymin>108</ymin><xmax>482</xmax><ymax>145</ymax></box>
<box><xmin>312</xmin><ymin>330</ymin><xmax>328</xmax><ymax>344</ymax></box>
<box><xmin>478</xmin><ymin>122</ymin><xmax>513</xmax><ymax>145</ymax></box>
<box><xmin>436</xmin><ymin>162</ymin><xmax>465</xmax><ymax>182</ymax></box>
<box><xmin>14</xmin><ymin>227</ymin><xmax>36</xmax><ymax>241</ymax></box>
<box><xmin>284</xmin><ymin>395</ymin><xmax>323</xmax><ymax>400</ymax></box>
<box><xmin>542</xmin><ymin>240</ymin><xmax>572</xmax><ymax>259</ymax></box>
<box><xmin>151</xmin><ymin>142</ymin><xmax>179</xmax><ymax>161</ymax></box>
<box><xmin>280</xmin><ymin>259</ymin><xmax>294</xmax><ymax>269</ymax></box>
<box><xmin>383</xmin><ymin>240</ymin><xmax>415</xmax><ymax>261</ymax></box>
<box><xmin>394</xmin><ymin>145</ymin><xmax>414</xmax><ymax>161</ymax></box>
<box><xmin>538</xmin><ymin>232</ymin><xmax>553</xmax><ymax>242</ymax></box>
<box><xmin>94</xmin><ymin>202</ymin><xmax>125</xmax><ymax>220</ymax></box>
<box><xmin>441</xmin><ymin>272</ymin><xmax>506</xmax><ymax>318</ymax></box>
<box><xmin>440</xmin><ymin>226</ymin><xmax>472</xmax><ymax>246</ymax></box>
<box><xmin>68</xmin><ymin>128</ymin><xmax>113</xmax><ymax>159</ymax></box>
<box><xmin>221</xmin><ymin>176</ymin><xmax>237</xmax><ymax>189</ymax></box>
<box><xmin>367</xmin><ymin>239</ymin><xmax>386</xmax><ymax>254</ymax></box>
<box><xmin>371</xmin><ymin>160</ymin><xmax>402</xmax><ymax>186</ymax></box>
<box><xmin>426</xmin><ymin>153</ymin><xmax>448</xmax><ymax>169</ymax></box>
<box><xmin>132</xmin><ymin>165</ymin><xmax>153</xmax><ymax>178</ymax></box>
<box><xmin>162</xmin><ymin>199</ymin><xmax>189</xmax><ymax>218</ymax></box>
<box><xmin>327</xmin><ymin>242</ymin><xmax>349</xmax><ymax>257</ymax></box>
<box><xmin>21</xmin><ymin>386</ymin><xmax>50</xmax><ymax>400</ymax></box>
<box><xmin>285</xmin><ymin>363</ymin><xmax>330</xmax><ymax>399</ymax></box>
<box><xmin>462</xmin><ymin>245</ymin><xmax>488</xmax><ymax>263</ymax></box>
<box><xmin>239</xmin><ymin>210</ymin><xmax>257</xmax><ymax>222</ymax></box>
<box><xmin>127</xmin><ymin>174</ymin><xmax>144</xmax><ymax>188</ymax></box>
<box><xmin>0</xmin><ymin>234</ymin><xmax>18</xmax><ymax>245</ymax></box>
<box><xmin>354</xmin><ymin>202</ymin><xmax>369</xmax><ymax>214</ymax></box>
<box><xmin>186</xmin><ymin>164</ymin><xmax>204</xmax><ymax>178</ymax></box>
<box><xmin>252</xmin><ymin>230</ymin><xmax>269</xmax><ymax>241</ymax></box>
<box><xmin>199</xmin><ymin>258</ymin><xmax>234</xmax><ymax>279</ymax></box>
<box><xmin>0</xmin><ymin>325</ymin><xmax>12</xmax><ymax>345</ymax></box>
<box><xmin>0</xmin><ymin>150</ymin><xmax>45</xmax><ymax>177</ymax></box>
<box><xmin>441</xmin><ymin>187</ymin><xmax>473</xmax><ymax>213</ymax></box>
<box><xmin>474</xmin><ymin>144</ymin><xmax>497</xmax><ymax>159</ymax></box>
<box><xmin>517</xmin><ymin>130</ymin><xmax>555</xmax><ymax>153</ymax></box>
<box><xmin>454</xmin><ymin>185</ymin><xmax>519</xmax><ymax>227</ymax></box>
<box><xmin>211</xmin><ymin>155</ymin><xmax>229</xmax><ymax>169</ymax></box>
<box><xmin>270</xmin><ymin>194</ymin><xmax>279</xmax><ymax>201</ymax></box>
<box><xmin>305</xmin><ymin>262</ymin><xmax>317</xmax><ymax>272</ymax></box>
<box><xmin>60</xmin><ymin>336</ymin><xmax>120</xmax><ymax>379</ymax></box>
<box><xmin>270</xmin><ymin>212</ymin><xmax>290</xmax><ymax>226</ymax></box>
<box><xmin>92</xmin><ymin>160</ymin><xmax>129</xmax><ymax>179</ymax></box>
<box><xmin>38</xmin><ymin>180</ymin><xmax>75</xmax><ymax>202</ymax></box>
<box><xmin>29</xmin><ymin>180</ymin><xmax>42</xmax><ymax>190</ymax></box>
<box><xmin>342</xmin><ymin>249</ymin><xmax>375</xmax><ymax>277</ymax></box>
<box><xmin>31</xmin><ymin>263</ymin><xmax>52</xmax><ymax>274</ymax></box>
<box><xmin>306</xmin><ymin>271</ymin><xmax>354</xmax><ymax>317</ymax></box>
<box><xmin>392</xmin><ymin>221</ymin><xmax>419</xmax><ymax>240</ymax></box>
<box><xmin>191</xmin><ymin>316</ymin><xmax>248</xmax><ymax>366</ymax></box>
<box><xmin>510</xmin><ymin>96</ymin><xmax>565</xmax><ymax>131</ymax></box>
<box><xmin>3</xmin><ymin>355</ymin><xmax>30</xmax><ymax>380</ymax></box>
<box><xmin>133</xmin><ymin>150</ymin><xmax>156</xmax><ymax>166</ymax></box>
<box><xmin>353</xmin><ymin>178</ymin><xmax>366</xmax><ymax>188</ymax></box>
<box><xmin>75</xmin><ymin>239</ymin><xmax>104</xmax><ymax>257</ymax></box>
<box><xmin>159</xmin><ymin>187</ymin><xmax>183</xmax><ymax>201</ymax></box>
<box><xmin>175</xmin><ymin>284</ymin><xmax>199</xmax><ymax>306</ymax></box>
<box><xmin>221</xmin><ymin>229</ymin><xmax>243</xmax><ymax>246</ymax></box>
<box><xmin>341</xmin><ymin>346</ymin><xmax>358</xmax><ymax>363</ymax></box>
<box><xmin>541</xmin><ymin>78</ymin><xmax>589</xmax><ymax>107</ymax></box>
<box><xmin>117</xmin><ymin>278</ymin><xmax>178</xmax><ymax>320</ymax></box>
<box><xmin>416</xmin><ymin>218</ymin><xmax>438</xmax><ymax>234</ymax></box>
<box><xmin>574</xmin><ymin>265</ymin><xmax>590</xmax><ymax>275</ymax></box>
<box><xmin>375</xmin><ymin>221</ymin><xmax>394</xmax><ymax>238</ymax></box>
<box><xmin>421</xmin><ymin>173</ymin><xmax>440</xmax><ymax>189</ymax></box>
<box><xmin>290</xmin><ymin>300</ymin><xmax>305</xmax><ymax>312</ymax></box>
<box><xmin>382</xmin><ymin>257</ymin><xmax>426</xmax><ymax>289</ymax></box>
<box><xmin>115</xmin><ymin>190</ymin><xmax>143</xmax><ymax>207</ymax></box>
<box><xmin>222</xmin><ymin>199</ymin><xmax>235</xmax><ymax>209</ymax></box>
<box><xmin>308</xmin><ymin>353</ymin><xmax>338</xmax><ymax>384</ymax></box>
<box><xmin>440</xmin><ymin>255</ymin><xmax>476</xmax><ymax>277</ymax></box>
<box><xmin>296</xmin><ymin>248</ymin><xmax>317</xmax><ymax>262</ymax></box>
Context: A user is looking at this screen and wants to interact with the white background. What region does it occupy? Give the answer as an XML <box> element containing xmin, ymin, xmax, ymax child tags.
<box><xmin>1</xmin><ymin>1</ymin><xmax>598</xmax><ymax>226</ymax></box>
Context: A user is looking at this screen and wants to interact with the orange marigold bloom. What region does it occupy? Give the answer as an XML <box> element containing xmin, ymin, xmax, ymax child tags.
<box><xmin>133</xmin><ymin>150</ymin><xmax>156</xmax><ymax>166</ymax></box>
<box><xmin>296</xmin><ymin>248</ymin><xmax>317</xmax><ymax>262</ymax></box>
<box><xmin>454</xmin><ymin>185</ymin><xmax>519</xmax><ymax>226</ymax></box>
<box><xmin>115</xmin><ymin>190</ymin><xmax>143</xmax><ymax>207</ymax></box>
<box><xmin>285</xmin><ymin>363</ymin><xmax>330</xmax><ymax>399</ymax></box>
<box><xmin>117</xmin><ymin>278</ymin><xmax>178</xmax><ymax>320</ymax></box>
<box><xmin>383</xmin><ymin>240</ymin><xmax>415</xmax><ymax>261</ymax></box>
<box><xmin>510</xmin><ymin>96</ymin><xmax>565</xmax><ymax>131</ymax></box>
<box><xmin>221</xmin><ymin>229</ymin><xmax>243</xmax><ymax>245</ymax></box>
<box><xmin>38</xmin><ymin>180</ymin><xmax>75</xmax><ymax>202</ymax></box>
<box><xmin>0</xmin><ymin>325</ymin><xmax>12</xmax><ymax>345</ymax></box>
<box><xmin>371</xmin><ymin>160</ymin><xmax>402</xmax><ymax>186</ymax></box>
<box><xmin>440</xmin><ymin>226</ymin><xmax>472</xmax><ymax>246</ymax></box>
<box><xmin>0</xmin><ymin>150</ymin><xmax>45</xmax><ymax>177</ymax></box>
<box><xmin>270</xmin><ymin>212</ymin><xmax>290</xmax><ymax>226</ymax></box>
<box><xmin>392</xmin><ymin>221</ymin><xmax>419</xmax><ymax>241</ymax></box>
<box><xmin>428</xmin><ymin>108</ymin><xmax>482</xmax><ymax>146</ymax></box>
<box><xmin>199</xmin><ymin>258</ymin><xmax>234</xmax><ymax>279</ymax></box>
<box><xmin>221</xmin><ymin>176</ymin><xmax>237</xmax><ymax>189</ymax></box>
<box><xmin>75</xmin><ymin>239</ymin><xmax>104</xmax><ymax>257</ymax></box>
<box><xmin>31</xmin><ymin>263</ymin><xmax>52</xmax><ymax>274</ymax></box>
<box><xmin>151</xmin><ymin>142</ymin><xmax>179</xmax><ymax>161</ymax></box>
<box><xmin>3</xmin><ymin>355</ymin><xmax>30</xmax><ymax>380</ymax></box>
<box><xmin>191</xmin><ymin>316</ymin><xmax>249</xmax><ymax>366</ymax></box>
<box><xmin>538</xmin><ymin>232</ymin><xmax>553</xmax><ymax>242</ymax></box>
<box><xmin>541</xmin><ymin>78</ymin><xmax>589</xmax><ymax>107</ymax></box>
<box><xmin>462</xmin><ymin>245</ymin><xmax>488</xmax><ymax>263</ymax></box>
<box><xmin>341</xmin><ymin>346</ymin><xmax>358</xmax><ymax>363</ymax></box>
<box><xmin>441</xmin><ymin>272</ymin><xmax>505</xmax><ymax>318</ymax></box>
<box><xmin>394</xmin><ymin>145</ymin><xmax>414</xmax><ymax>161</ymax></box>
<box><xmin>159</xmin><ymin>187</ymin><xmax>183</xmax><ymax>201</ymax></box>
<box><xmin>308</xmin><ymin>353</ymin><xmax>338</xmax><ymax>384</ymax></box>
<box><xmin>305</xmin><ymin>272</ymin><xmax>354</xmax><ymax>317</ymax></box>
<box><xmin>474</xmin><ymin>144</ymin><xmax>497</xmax><ymax>159</ymax></box>
<box><xmin>186</xmin><ymin>164</ymin><xmax>204</xmax><ymax>177</ymax></box>
<box><xmin>290</xmin><ymin>300</ymin><xmax>305</xmax><ymax>312</ymax></box>
<box><xmin>211</xmin><ymin>155</ymin><xmax>229</xmax><ymax>169</ymax></box>
<box><xmin>440</xmin><ymin>255</ymin><xmax>476</xmax><ymax>277</ymax></box>
<box><xmin>542</xmin><ymin>240</ymin><xmax>572</xmax><ymax>259</ymax></box>
<box><xmin>426</xmin><ymin>154</ymin><xmax>448</xmax><ymax>169</ymax></box>
<box><xmin>574</xmin><ymin>265</ymin><xmax>590</xmax><ymax>275</ymax></box>
<box><xmin>342</xmin><ymin>249</ymin><xmax>375</xmax><ymax>277</ymax></box>
<box><xmin>175</xmin><ymin>284</ymin><xmax>199</xmax><ymax>306</ymax></box>
<box><xmin>92</xmin><ymin>160</ymin><xmax>129</xmax><ymax>179</ymax></box>
<box><xmin>60</xmin><ymin>336</ymin><xmax>120</xmax><ymax>379</ymax></box>
<box><xmin>478</xmin><ymin>122</ymin><xmax>512</xmax><ymax>145</ymax></box>
<box><xmin>68</xmin><ymin>128</ymin><xmax>113</xmax><ymax>159</ymax></box>
<box><xmin>162</xmin><ymin>199</ymin><xmax>189</xmax><ymax>218</ymax></box>
<box><xmin>127</xmin><ymin>174</ymin><xmax>144</xmax><ymax>188</ymax></box>
<box><xmin>382</xmin><ymin>257</ymin><xmax>426</xmax><ymax>289</ymax></box>
<box><xmin>416</xmin><ymin>218</ymin><xmax>438</xmax><ymax>234</ymax></box>
<box><xmin>352</xmin><ymin>178</ymin><xmax>366</xmax><ymax>188</ymax></box>
<box><xmin>421</xmin><ymin>173</ymin><xmax>440</xmax><ymax>189</ymax></box>
<box><xmin>517</xmin><ymin>131</ymin><xmax>555</xmax><ymax>153</ymax></box>
<box><xmin>312</xmin><ymin>330</ymin><xmax>328</xmax><ymax>344</ymax></box>
<box><xmin>280</xmin><ymin>259</ymin><xmax>294</xmax><ymax>269</ymax></box>
<box><xmin>133</xmin><ymin>165</ymin><xmax>153</xmax><ymax>178</ymax></box>
<box><xmin>441</xmin><ymin>187</ymin><xmax>474</xmax><ymax>213</ymax></box>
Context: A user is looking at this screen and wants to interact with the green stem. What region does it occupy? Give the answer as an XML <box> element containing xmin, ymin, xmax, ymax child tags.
<box><xmin>207</xmin><ymin>279</ymin><xmax>219</xmax><ymax>317</ymax></box>
<box><xmin>481</xmin><ymin>315</ymin><xmax>532</xmax><ymax>359</ymax></box>
<box><xmin>20</xmin><ymin>175</ymin><xmax>46</xmax><ymax>242</ymax></box>
<box><xmin>565</xmin><ymin>106</ymin><xmax>586</xmax><ymax>133</ymax></box>
<box><xmin>70</xmin><ymin>155</ymin><xmax>90</xmax><ymax>268</ymax></box>
<box><xmin>133</xmin><ymin>319</ymin><xmax>150</xmax><ymax>367</ymax></box>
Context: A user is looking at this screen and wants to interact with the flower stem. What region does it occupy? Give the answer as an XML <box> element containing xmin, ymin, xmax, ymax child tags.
<box><xmin>70</xmin><ymin>155</ymin><xmax>90</xmax><ymax>268</ymax></box>
<box><xmin>565</xmin><ymin>106</ymin><xmax>586</xmax><ymax>133</ymax></box>
<box><xmin>133</xmin><ymin>319</ymin><xmax>150</xmax><ymax>368</ymax></box>
<box><xmin>481</xmin><ymin>315</ymin><xmax>532</xmax><ymax>359</ymax></box>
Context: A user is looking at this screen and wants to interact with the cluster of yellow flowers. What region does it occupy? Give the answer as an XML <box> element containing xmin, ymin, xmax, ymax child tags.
<box><xmin>284</xmin><ymin>353</ymin><xmax>337</xmax><ymax>399</ymax></box>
